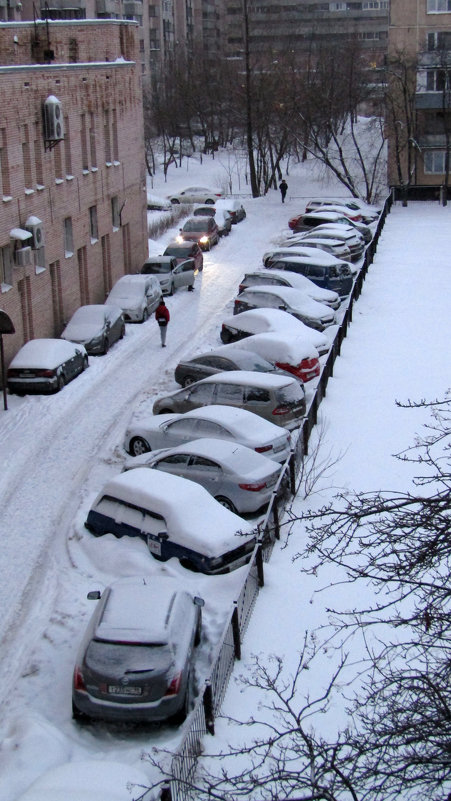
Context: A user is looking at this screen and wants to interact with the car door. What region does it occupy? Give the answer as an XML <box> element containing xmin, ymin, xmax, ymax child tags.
<box><xmin>185</xmin><ymin>455</ymin><xmax>224</xmax><ymax>496</ymax></box>
<box><xmin>162</xmin><ymin>418</ymin><xmax>199</xmax><ymax>446</ymax></box>
<box><xmin>213</xmin><ymin>381</ymin><xmax>245</xmax><ymax>410</ymax></box>
<box><xmin>183</xmin><ymin>382</ymin><xmax>216</xmax><ymax>410</ymax></box>
<box><xmin>243</xmin><ymin>386</ymin><xmax>272</xmax><ymax>421</ymax></box>
<box><xmin>152</xmin><ymin>452</ymin><xmax>191</xmax><ymax>479</ymax></box>
<box><xmin>173</xmin><ymin>260</ymin><xmax>195</xmax><ymax>289</ymax></box>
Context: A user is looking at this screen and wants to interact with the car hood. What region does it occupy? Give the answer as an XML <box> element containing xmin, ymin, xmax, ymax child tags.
<box><xmin>62</xmin><ymin>322</ymin><xmax>102</xmax><ymax>342</ymax></box>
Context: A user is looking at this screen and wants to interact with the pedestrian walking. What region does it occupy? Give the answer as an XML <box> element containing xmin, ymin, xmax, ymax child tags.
<box><xmin>279</xmin><ymin>179</ymin><xmax>288</xmax><ymax>203</ymax></box>
<box><xmin>155</xmin><ymin>298</ymin><xmax>170</xmax><ymax>347</ymax></box>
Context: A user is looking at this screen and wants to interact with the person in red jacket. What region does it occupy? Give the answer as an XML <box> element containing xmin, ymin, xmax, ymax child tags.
<box><xmin>155</xmin><ymin>298</ymin><xmax>170</xmax><ymax>347</ymax></box>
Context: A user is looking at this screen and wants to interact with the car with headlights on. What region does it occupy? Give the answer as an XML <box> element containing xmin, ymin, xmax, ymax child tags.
<box><xmin>192</xmin><ymin>204</ymin><xmax>232</xmax><ymax>237</ymax></box>
<box><xmin>238</xmin><ymin>270</ymin><xmax>341</xmax><ymax>310</ymax></box>
<box><xmin>178</xmin><ymin>217</ymin><xmax>220</xmax><ymax>251</ymax></box>
<box><xmin>85</xmin><ymin>469</ymin><xmax>257</xmax><ymax>574</ymax></box>
<box><xmin>105</xmin><ymin>275</ymin><xmax>162</xmax><ymax>322</ymax></box>
<box><xmin>72</xmin><ymin>575</ymin><xmax>204</xmax><ymax>723</ymax></box>
<box><xmin>168</xmin><ymin>186</ymin><xmax>222</xmax><ymax>204</ymax></box>
<box><xmin>140</xmin><ymin>255</ymin><xmax>196</xmax><ymax>295</ymax></box>
<box><xmin>174</xmin><ymin>344</ymin><xmax>301</xmax><ymax>387</ymax></box>
<box><xmin>61</xmin><ymin>304</ymin><xmax>125</xmax><ymax>355</ymax></box>
<box><xmin>162</xmin><ymin>241</ymin><xmax>204</xmax><ymax>273</ymax></box>
<box><xmin>124</xmin><ymin>438</ymin><xmax>283</xmax><ymax>515</ymax></box>
<box><xmin>233</xmin><ymin>285</ymin><xmax>336</xmax><ymax>331</ymax></box>
<box><xmin>7</xmin><ymin>338</ymin><xmax>88</xmax><ymax>395</ymax></box>
<box><xmin>124</xmin><ymin>405</ymin><xmax>291</xmax><ymax>462</ymax></box>
<box><xmin>152</xmin><ymin>371</ymin><xmax>306</xmax><ymax>429</ymax></box>
<box><xmin>220</xmin><ymin>307</ymin><xmax>329</xmax><ymax>356</ymax></box>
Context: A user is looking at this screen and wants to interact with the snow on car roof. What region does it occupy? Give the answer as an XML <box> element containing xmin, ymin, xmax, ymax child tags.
<box><xmin>182</xmin><ymin>404</ymin><xmax>289</xmax><ymax>436</ymax></box>
<box><xmin>272</xmin><ymin>251</ymin><xmax>343</xmax><ymax>266</ymax></box>
<box><xmin>96</xmin><ymin>576</ymin><xmax>185</xmax><ymax>643</ymax></box>
<box><xmin>94</xmin><ymin>468</ymin><xmax>256</xmax><ymax>557</ymax></box>
<box><xmin>240</xmin><ymin>285</ymin><xmax>333</xmax><ymax>314</ymax></box>
<box><xmin>151</xmin><ymin>437</ymin><xmax>278</xmax><ymax>474</ymax></box>
<box><xmin>235</xmin><ymin>332</ymin><xmax>318</xmax><ymax>363</ymax></box>
<box><xmin>199</xmin><ymin>369</ymin><xmax>297</xmax><ymax>388</ymax></box>
<box><xmin>9</xmin><ymin>339</ymin><xmax>85</xmax><ymax>369</ymax></box>
<box><xmin>223</xmin><ymin>308</ymin><xmax>327</xmax><ymax>350</ymax></box>
<box><xmin>244</xmin><ymin>270</ymin><xmax>339</xmax><ymax>301</ymax></box>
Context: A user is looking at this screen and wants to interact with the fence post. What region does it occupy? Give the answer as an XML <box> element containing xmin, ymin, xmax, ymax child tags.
<box><xmin>256</xmin><ymin>543</ymin><xmax>264</xmax><ymax>587</ymax></box>
<box><xmin>231</xmin><ymin>604</ymin><xmax>241</xmax><ymax>660</ymax></box>
<box><xmin>160</xmin><ymin>785</ymin><xmax>172</xmax><ymax>801</ymax></box>
<box><xmin>203</xmin><ymin>682</ymin><xmax>215</xmax><ymax>735</ymax></box>
<box><xmin>289</xmin><ymin>452</ymin><xmax>296</xmax><ymax>495</ymax></box>
<box><xmin>273</xmin><ymin>497</ymin><xmax>280</xmax><ymax>539</ymax></box>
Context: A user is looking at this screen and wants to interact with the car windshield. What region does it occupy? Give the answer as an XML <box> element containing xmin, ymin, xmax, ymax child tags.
<box><xmin>110</xmin><ymin>285</ymin><xmax>143</xmax><ymax>300</ymax></box>
<box><xmin>183</xmin><ymin>220</ymin><xmax>208</xmax><ymax>232</ymax></box>
<box><xmin>72</xmin><ymin>307</ymin><xmax>104</xmax><ymax>324</ymax></box>
<box><xmin>144</xmin><ymin>263</ymin><xmax>171</xmax><ymax>274</ymax></box>
<box><xmin>231</xmin><ymin>352</ymin><xmax>274</xmax><ymax>371</ymax></box>
<box><xmin>165</xmin><ymin>245</ymin><xmax>193</xmax><ymax>258</ymax></box>
<box><xmin>86</xmin><ymin>640</ymin><xmax>173</xmax><ymax>672</ymax></box>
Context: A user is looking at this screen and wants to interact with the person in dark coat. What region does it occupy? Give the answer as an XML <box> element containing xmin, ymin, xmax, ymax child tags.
<box><xmin>279</xmin><ymin>179</ymin><xmax>288</xmax><ymax>203</ymax></box>
<box><xmin>155</xmin><ymin>298</ymin><xmax>170</xmax><ymax>347</ymax></box>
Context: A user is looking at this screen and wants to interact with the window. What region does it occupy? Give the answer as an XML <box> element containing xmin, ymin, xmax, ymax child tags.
<box><xmin>426</xmin><ymin>69</ymin><xmax>448</xmax><ymax>91</ymax></box>
<box><xmin>428</xmin><ymin>31</ymin><xmax>451</xmax><ymax>50</ymax></box>
<box><xmin>214</xmin><ymin>383</ymin><xmax>243</xmax><ymax>404</ymax></box>
<box><xmin>89</xmin><ymin>113</ymin><xmax>97</xmax><ymax>169</ymax></box>
<box><xmin>245</xmin><ymin>387</ymin><xmax>270</xmax><ymax>403</ymax></box>
<box><xmin>1</xmin><ymin>245</ymin><xmax>12</xmax><ymax>287</ymax></box>
<box><xmin>111</xmin><ymin>195</ymin><xmax>120</xmax><ymax>228</ymax></box>
<box><xmin>22</xmin><ymin>126</ymin><xmax>32</xmax><ymax>190</ymax></box>
<box><xmin>89</xmin><ymin>205</ymin><xmax>98</xmax><ymax>241</ymax></box>
<box><xmin>64</xmin><ymin>115</ymin><xmax>72</xmax><ymax>177</ymax></box>
<box><xmin>64</xmin><ymin>217</ymin><xmax>73</xmax><ymax>256</ymax></box>
<box><xmin>427</xmin><ymin>0</ymin><xmax>451</xmax><ymax>10</ymax></box>
<box><xmin>81</xmin><ymin>113</ymin><xmax>89</xmax><ymax>171</ymax></box>
<box><xmin>0</xmin><ymin>128</ymin><xmax>11</xmax><ymax>198</ymax></box>
<box><xmin>104</xmin><ymin>109</ymin><xmax>112</xmax><ymax>164</ymax></box>
<box><xmin>187</xmin><ymin>383</ymin><xmax>216</xmax><ymax>403</ymax></box>
<box><xmin>424</xmin><ymin>150</ymin><xmax>448</xmax><ymax>173</ymax></box>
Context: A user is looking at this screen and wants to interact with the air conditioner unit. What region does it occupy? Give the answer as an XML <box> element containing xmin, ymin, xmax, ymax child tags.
<box><xmin>25</xmin><ymin>218</ymin><xmax>45</xmax><ymax>249</ymax></box>
<box><xmin>44</xmin><ymin>96</ymin><xmax>64</xmax><ymax>141</ymax></box>
<box><xmin>15</xmin><ymin>247</ymin><xmax>32</xmax><ymax>267</ymax></box>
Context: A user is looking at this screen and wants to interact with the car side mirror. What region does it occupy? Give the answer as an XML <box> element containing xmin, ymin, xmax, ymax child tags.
<box><xmin>193</xmin><ymin>596</ymin><xmax>205</xmax><ymax>607</ymax></box>
<box><xmin>278</xmin><ymin>304</ymin><xmax>287</xmax><ymax>311</ymax></box>
<box><xmin>87</xmin><ymin>590</ymin><xmax>101</xmax><ymax>600</ymax></box>
<box><xmin>158</xmin><ymin>532</ymin><xmax>169</xmax><ymax>541</ymax></box>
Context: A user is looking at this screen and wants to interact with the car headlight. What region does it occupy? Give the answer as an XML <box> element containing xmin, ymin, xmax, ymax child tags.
<box><xmin>199</xmin><ymin>236</ymin><xmax>209</xmax><ymax>244</ymax></box>
<box><xmin>176</xmin><ymin>235</ymin><xmax>184</xmax><ymax>243</ymax></box>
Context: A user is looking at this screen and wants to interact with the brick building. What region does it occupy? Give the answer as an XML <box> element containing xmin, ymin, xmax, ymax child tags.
<box><xmin>0</xmin><ymin>20</ymin><xmax>147</xmax><ymax>368</ymax></box>
<box><xmin>388</xmin><ymin>0</ymin><xmax>451</xmax><ymax>188</ymax></box>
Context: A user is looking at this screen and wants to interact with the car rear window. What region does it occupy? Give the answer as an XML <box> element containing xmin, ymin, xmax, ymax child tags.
<box><xmin>142</xmin><ymin>262</ymin><xmax>171</xmax><ymax>274</ymax></box>
<box><xmin>277</xmin><ymin>383</ymin><xmax>305</xmax><ymax>404</ymax></box>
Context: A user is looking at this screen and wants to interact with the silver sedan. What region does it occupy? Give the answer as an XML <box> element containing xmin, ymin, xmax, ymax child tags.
<box><xmin>123</xmin><ymin>437</ymin><xmax>283</xmax><ymax>515</ymax></box>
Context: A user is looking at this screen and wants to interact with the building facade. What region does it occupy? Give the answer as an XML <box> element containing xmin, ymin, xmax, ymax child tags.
<box><xmin>0</xmin><ymin>20</ymin><xmax>147</xmax><ymax>367</ymax></box>
<box><xmin>388</xmin><ymin>0</ymin><xmax>451</xmax><ymax>187</ymax></box>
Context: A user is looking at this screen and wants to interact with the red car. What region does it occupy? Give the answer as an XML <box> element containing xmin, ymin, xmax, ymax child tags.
<box><xmin>163</xmin><ymin>241</ymin><xmax>204</xmax><ymax>273</ymax></box>
<box><xmin>177</xmin><ymin>217</ymin><xmax>220</xmax><ymax>251</ymax></box>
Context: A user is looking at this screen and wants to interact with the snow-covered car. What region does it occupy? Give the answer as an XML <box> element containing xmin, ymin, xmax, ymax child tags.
<box><xmin>220</xmin><ymin>307</ymin><xmax>329</xmax><ymax>355</ymax></box>
<box><xmin>192</xmin><ymin>203</ymin><xmax>232</xmax><ymax>236</ymax></box>
<box><xmin>174</xmin><ymin>343</ymin><xmax>302</xmax><ymax>387</ymax></box>
<box><xmin>85</xmin><ymin>469</ymin><xmax>257</xmax><ymax>574</ymax></box>
<box><xmin>305</xmin><ymin>198</ymin><xmax>381</xmax><ymax>223</ymax></box>
<box><xmin>7</xmin><ymin>338</ymin><xmax>88</xmax><ymax>395</ymax></box>
<box><xmin>168</xmin><ymin>186</ymin><xmax>222</xmax><ymax>204</ymax></box>
<box><xmin>221</xmin><ymin>198</ymin><xmax>246</xmax><ymax>223</ymax></box>
<box><xmin>288</xmin><ymin>210</ymin><xmax>373</xmax><ymax>243</ymax></box>
<box><xmin>140</xmin><ymin>255</ymin><xmax>197</xmax><ymax>295</ymax></box>
<box><xmin>124</xmin><ymin>437</ymin><xmax>283</xmax><ymax>514</ymax></box>
<box><xmin>295</xmin><ymin>204</ymin><xmax>363</xmax><ymax>224</ymax></box>
<box><xmin>268</xmin><ymin>253</ymin><xmax>354</xmax><ymax>298</ymax></box>
<box><xmin>226</xmin><ymin>332</ymin><xmax>321</xmax><ymax>384</ymax></box>
<box><xmin>234</xmin><ymin>285</ymin><xmax>336</xmax><ymax>331</ymax></box>
<box><xmin>146</xmin><ymin>192</ymin><xmax>172</xmax><ymax>210</ymax></box>
<box><xmin>152</xmin><ymin>371</ymin><xmax>306</xmax><ymax>429</ymax></box>
<box><xmin>284</xmin><ymin>225</ymin><xmax>365</xmax><ymax>262</ymax></box>
<box><xmin>72</xmin><ymin>575</ymin><xmax>204</xmax><ymax>723</ymax></box>
<box><xmin>124</xmin><ymin>405</ymin><xmax>292</xmax><ymax>462</ymax></box>
<box><xmin>238</xmin><ymin>270</ymin><xmax>341</xmax><ymax>310</ymax></box>
<box><xmin>105</xmin><ymin>274</ymin><xmax>162</xmax><ymax>322</ymax></box>
<box><xmin>60</xmin><ymin>304</ymin><xmax>125</xmax><ymax>355</ymax></box>
<box><xmin>163</xmin><ymin>241</ymin><xmax>204</xmax><ymax>272</ymax></box>
<box><xmin>177</xmin><ymin>216</ymin><xmax>220</xmax><ymax>251</ymax></box>
<box><xmin>263</xmin><ymin>240</ymin><xmax>351</xmax><ymax>265</ymax></box>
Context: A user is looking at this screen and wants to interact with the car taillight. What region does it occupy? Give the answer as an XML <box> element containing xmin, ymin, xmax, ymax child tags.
<box><xmin>272</xmin><ymin>406</ymin><xmax>291</xmax><ymax>416</ymax></box>
<box><xmin>73</xmin><ymin>666</ymin><xmax>87</xmax><ymax>692</ymax></box>
<box><xmin>238</xmin><ymin>481</ymin><xmax>267</xmax><ymax>492</ymax></box>
<box><xmin>255</xmin><ymin>445</ymin><xmax>272</xmax><ymax>453</ymax></box>
<box><xmin>165</xmin><ymin>672</ymin><xmax>182</xmax><ymax>696</ymax></box>
<box><xmin>238</xmin><ymin>284</ymin><xmax>245</xmax><ymax>293</ymax></box>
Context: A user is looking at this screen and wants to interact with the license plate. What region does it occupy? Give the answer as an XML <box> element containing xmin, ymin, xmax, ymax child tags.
<box><xmin>108</xmin><ymin>685</ymin><xmax>142</xmax><ymax>696</ymax></box>
<box><xmin>147</xmin><ymin>537</ymin><xmax>162</xmax><ymax>556</ymax></box>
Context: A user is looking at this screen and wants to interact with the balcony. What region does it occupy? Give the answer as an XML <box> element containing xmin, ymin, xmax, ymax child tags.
<box><xmin>415</xmin><ymin>91</ymin><xmax>451</xmax><ymax>109</ymax></box>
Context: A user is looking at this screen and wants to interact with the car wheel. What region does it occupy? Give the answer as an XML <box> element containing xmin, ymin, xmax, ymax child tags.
<box><xmin>171</xmin><ymin>671</ymin><xmax>194</xmax><ymax>725</ymax></box>
<box><xmin>170</xmin><ymin>199</ymin><xmax>180</xmax><ymax>205</ymax></box>
<box><xmin>182</xmin><ymin>376</ymin><xmax>196</xmax><ymax>387</ymax></box>
<box><xmin>220</xmin><ymin>330</ymin><xmax>232</xmax><ymax>344</ymax></box>
<box><xmin>215</xmin><ymin>495</ymin><xmax>237</xmax><ymax>514</ymax></box>
<box><xmin>103</xmin><ymin>337</ymin><xmax>110</xmax><ymax>354</ymax></box>
<box><xmin>205</xmin><ymin>198</ymin><xmax>214</xmax><ymax>205</ymax></box>
<box><xmin>157</xmin><ymin>408</ymin><xmax>173</xmax><ymax>415</ymax></box>
<box><xmin>129</xmin><ymin>436</ymin><xmax>151</xmax><ymax>456</ymax></box>
<box><xmin>168</xmin><ymin>282</ymin><xmax>174</xmax><ymax>296</ymax></box>
<box><xmin>119</xmin><ymin>324</ymin><xmax>125</xmax><ymax>339</ymax></box>
<box><xmin>56</xmin><ymin>373</ymin><xmax>66</xmax><ymax>392</ymax></box>
<box><xmin>72</xmin><ymin>701</ymin><xmax>90</xmax><ymax>722</ymax></box>
<box><xmin>142</xmin><ymin>308</ymin><xmax>149</xmax><ymax>322</ymax></box>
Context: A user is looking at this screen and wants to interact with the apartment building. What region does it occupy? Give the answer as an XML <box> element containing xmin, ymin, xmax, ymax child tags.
<box><xmin>0</xmin><ymin>20</ymin><xmax>147</xmax><ymax>367</ymax></box>
<box><xmin>388</xmin><ymin>0</ymin><xmax>451</xmax><ymax>187</ymax></box>
<box><xmin>224</xmin><ymin>0</ymin><xmax>389</xmax><ymax>68</ymax></box>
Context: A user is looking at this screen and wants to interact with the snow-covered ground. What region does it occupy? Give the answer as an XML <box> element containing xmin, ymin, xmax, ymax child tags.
<box><xmin>0</xmin><ymin>146</ymin><xmax>450</xmax><ymax>801</ymax></box>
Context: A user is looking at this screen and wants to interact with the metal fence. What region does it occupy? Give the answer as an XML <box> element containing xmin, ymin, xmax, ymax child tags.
<box><xmin>156</xmin><ymin>192</ymin><xmax>393</xmax><ymax>801</ymax></box>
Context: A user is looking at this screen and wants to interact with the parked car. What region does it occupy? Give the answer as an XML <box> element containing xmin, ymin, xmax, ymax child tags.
<box><xmin>263</xmin><ymin>239</ymin><xmax>351</xmax><ymax>263</ymax></box>
<box><xmin>234</xmin><ymin>285</ymin><xmax>336</xmax><ymax>331</ymax></box>
<box><xmin>288</xmin><ymin>210</ymin><xmax>373</xmax><ymax>243</ymax></box>
<box><xmin>268</xmin><ymin>254</ymin><xmax>354</xmax><ymax>298</ymax></box>
<box><xmin>192</xmin><ymin>204</ymin><xmax>216</xmax><ymax>218</ymax></box>
<box><xmin>147</xmin><ymin>192</ymin><xmax>172</xmax><ymax>210</ymax></box>
<box><xmin>105</xmin><ymin>275</ymin><xmax>162</xmax><ymax>322</ymax></box>
<box><xmin>178</xmin><ymin>217</ymin><xmax>220</xmax><ymax>251</ymax></box>
<box><xmin>284</xmin><ymin>225</ymin><xmax>365</xmax><ymax>262</ymax></box>
<box><xmin>7</xmin><ymin>338</ymin><xmax>88</xmax><ymax>395</ymax></box>
<box><xmin>163</xmin><ymin>241</ymin><xmax>204</xmax><ymax>273</ymax></box>
<box><xmin>221</xmin><ymin>199</ymin><xmax>246</xmax><ymax>223</ymax></box>
<box><xmin>152</xmin><ymin>371</ymin><xmax>306</xmax><ymax>429</ymax></box>
<box><xmin>85</xmin><ymin>469</ymin><xmax>257</xmax><ymax>574</ymax></box>
<box><xmin>124</xmin><ymin>438</ymin><xmax>282</xmax><ymax>514</ymax></box>
<box><xmin>220</xmin><ymin>307</ymin><xmax>329</xmax><ymax>355</ymax></box>
<box><xmin>72</xmin><ymin>575</ymin><xmax>204</xmax><ymax>723</ymax></box>
<box><xmin>227</xmin><ymin>332</ymin><xmax>321</xmax><ymax>384</ymax></box>
<box><xmin>124</xmin><ymin>405</ymin><xmax>292</xmax><ymax>462</ymax></box>
<box><xmin>238</xmin><ymin>270</ymin><xmax>341</xmax><ymax>310</ymax></box>
<box><xmin>175</xmin><ymin>345</ymin><xmax>291</xmax><ymax>387</ymax></box>
<box><xmin>192</xmin><ymin>203</ymin><xmax>232</xmax><ymax>236</ymax></box>
<box><xmin>140</xmin><ymin>255</ymin><xmax>197</xmax><ymax>295</ymax></box>
<box><xmin>61</xmin><ymin>304</ymin><xmax>125</xmax><ymax>355</ymax></box>
<box><xmin>168</xmin><ymin>186</ymin><xmax>222</xmax><ymax>204</ymax></box>
<box><xmin>305</xmin><ymin>198</ymin><xmax>380</xmax><ymax>223</ymax></box>
<box><xmin>302</xmin><ymin>204</ymin><xmax>363</xmax><ymax>223</ymax></box>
